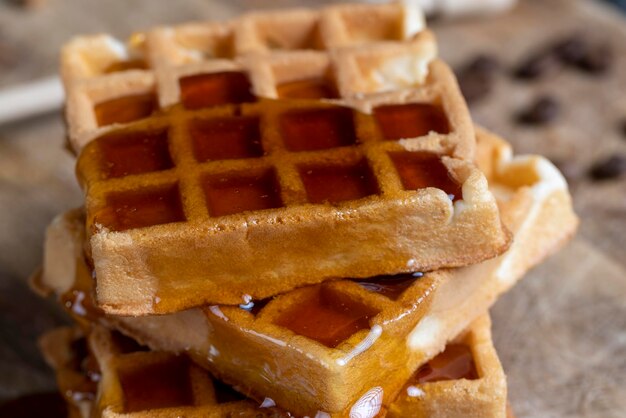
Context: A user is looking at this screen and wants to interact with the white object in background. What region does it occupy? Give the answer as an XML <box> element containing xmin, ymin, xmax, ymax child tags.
<box><xmin>366</xmin><ymin>0</ymin><xmax>517</xmax><ymax>17</ymax></box>
<box><xmin>0</xmin><ymin>76</ymin><xmax>64</xmax><ymax>125</ymax></box>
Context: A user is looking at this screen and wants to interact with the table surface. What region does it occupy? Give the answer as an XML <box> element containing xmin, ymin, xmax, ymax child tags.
<box><xmin>0</xmin><ymin>1</ymin><xmax>625</xmax><ymax>417</ymax></box>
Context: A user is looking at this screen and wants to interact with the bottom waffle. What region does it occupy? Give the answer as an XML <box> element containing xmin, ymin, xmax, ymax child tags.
<box><xmin>40</xmin><ymin>314</ymin><xmax>506</xmax><ymax>418</ymax></box>
<box><xmin>33</xmin><ymin>127</ymin><xmax>577</xmax><ymax>417</ymax></box>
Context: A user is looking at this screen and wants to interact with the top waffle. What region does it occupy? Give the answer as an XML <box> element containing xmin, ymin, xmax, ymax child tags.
<box><xmin>63</xmin><ymin>3</ymin><xmax>513</xmax><ymax>313</ymax></box>
<box><xmin>62</xmin><ymin>3</ymin><xmax>473</xmax><ymax>158</ymax></box>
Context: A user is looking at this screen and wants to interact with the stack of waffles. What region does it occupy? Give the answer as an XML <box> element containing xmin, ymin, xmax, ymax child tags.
<box><xmin>32</xmin><ymin>3</ymin><xmax>578</xmax><ymax>417</ymax></box>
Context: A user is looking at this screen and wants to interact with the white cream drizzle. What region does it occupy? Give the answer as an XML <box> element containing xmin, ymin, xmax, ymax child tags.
<box><xmin>349</xmin><ymin>387</ymin><xmax>384</xmax><ymax>418</ymax></box>
<box><xmin>406</xmin><ymin>385</ymin><xmax>425</xmax><ymax>397</ymax></box>
<box><xmin>336</xmin><ymin>325</ymin><xmax>383</xmax><ymax>366</ymax></box>
<box><xmin>208</xmin><ymin>305</ymin><xmax>229</xmax><ymax>321</ymax></box>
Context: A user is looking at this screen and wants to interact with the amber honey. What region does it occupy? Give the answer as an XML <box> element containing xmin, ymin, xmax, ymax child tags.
<box><xmin>202</xmin><ymin>170</ymin><xmax>283</xmax><ymax>217</ymax></box>
<box><xmin>118</xmin><ymin>356</ymin><xmax>194</xmax><ymax>412</ymax></box>
<box><xmin>274</xmin><ymin>286</ymin><xmax>380</xmax><ymax>348</ymax></box>
<box><xmin>103</xmin><ymin>59</ymin><xmax>148</xmax><ymax>74</ymax></box>
<box><xmin>95</xmin><ymin>185</ymin><xmax>185</xmax><ymax>232</ymax></box>
<box><xmin>276</xmin><ymin>78</ymin><xmax>339</xmax><ymax>100</ymax></box>
<box><xmin>190</xmin><ymin>116</ymin><xmax>263</xmax><ymax>162</ymax></box>
<box><xmin>357</xmin><ymin>273</ymin><xmax>420</xmax><ymax>300</ymax></box>
<box><xmin>179</xmin><ymin>72</ymin><xmax>255</xmax><ymax>110</ymax></box>
<box><xmin>390</xmin><ymin>152</ymin><xmax>462</xmax><ymax>201</ymax></box>
<box><xmin>98</xmin><ymin>130</ymin><xmax>173</xmax><ymax>179</ymax></box>
<box><xmin>94</xmin><ymin>93</ymin><xmax>158</xmax><ymax>127</ymax></box>
<box><xmin>300</xmin><ymin>161</ymin><xmax>379</xmax><ymax>204</ymax></box>
<box><xmin>373</xmin><ymin>103</ymin><xmax>450</xmax><ymax>140</ymax></box>
<box><xmin>411</xmin><ymin>344</ymin><xmax>478</xmax><ymax>384</ymax></box>
<box><xmin>280</xmin><ymin>107</ymin><xmax>357</xmax><ymax>151</ymax></box>
<box><xmin>60</xmin><ymin>257</ymin><xmax>103</xmax><ymax>322</ymax></box>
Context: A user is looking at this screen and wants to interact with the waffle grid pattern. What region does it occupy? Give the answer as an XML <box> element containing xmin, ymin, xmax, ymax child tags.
<box><xmin>61</xmin><ymin>3</ymin><xmax>473</xmax><ymax>159</ymax></box>
<box><xmin>78</xmin><ymin>97</ymin><xmax>465</xmax><ymax>230</ymax></box>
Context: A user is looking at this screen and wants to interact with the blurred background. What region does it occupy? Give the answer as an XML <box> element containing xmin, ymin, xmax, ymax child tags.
<box><xmin>0</xmin><ymin>0</ymin><xmax>624</xmax><ymax>417</ymax></box>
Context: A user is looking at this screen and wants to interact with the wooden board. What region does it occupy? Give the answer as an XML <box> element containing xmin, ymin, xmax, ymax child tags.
<box><xmin>0</xmin><ymin>0</ymin><xmax>624</xmax><ymax>416</ymax></box>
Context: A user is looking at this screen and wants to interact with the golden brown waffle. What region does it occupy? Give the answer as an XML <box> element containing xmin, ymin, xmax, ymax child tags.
<box><xmin>39</xmin><ymin>327</ymin><xmax>98</xmax><ymax>418</ymax></box>
<box><xmin>39</xmin><ymin>327</ymin><xmax>285</xmax><ymax>418</ymax></box>
<box><xmin>61</xmin><ymin>3</ymin><xmax>474</xmax><ymax>155</ymax></box>
<box><xmin>39</xmin><ymin>314</ymin><xmax>506</xmax><ymax>418</ymax></box>
<box><xmin>63</xmin><ymin>3</ymin><xmax>510</xmax><ymax>314</ymax></box>
<box><xmin>76</xmin><ymin>95</ymin><xmax>508</xmax><ymax>313</ymax></box>
<box><xmin>37</xmin><ymin>129</ymin><xmax>577</xmax><ymax>416</ymax></box>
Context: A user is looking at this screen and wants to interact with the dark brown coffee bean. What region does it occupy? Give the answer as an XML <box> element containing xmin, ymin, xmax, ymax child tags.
<box><xmin>457</xmin><ymin>54</ymin><xmax>500</xmax><ymax>104</ymax></box>
<box><xmin>516</xmin><ymin>96</ymin><xmax>560</xmax><ymax>125</ymax></box>
<box><xmin>553</xmin><ymin>34</ymin><xmax>587</xmax><ymax>64</ymax></box>
<box><xmin>575</xmin><ymin>42</ymin><xmax>613</xmax><ymax>74</ymax></box>
<box><xmin>589</xmin><ymin>155</ymin><xmax>626</xmax><ymax>181</ymax></box>
<box><xmin>464</xmin><ymin>54</ymin><xmax>500</xmax><ymax>76</ymax></box>
<box><xmin>458</xmin><ymin>72</ymin><xmax>492</xmax><ymax>104</ymax></box>
<box><xmin>513</xmin><ymin>50</ymin><xmax>558</xmax><ymax>80</ymax></box>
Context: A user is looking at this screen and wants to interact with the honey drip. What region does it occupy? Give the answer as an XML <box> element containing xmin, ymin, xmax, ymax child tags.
<box><xmin>279</xmin><ymin>107</ymin><xmax>357</xmax><ymax>151</ymax></box>
<box><xmin>118</xmin><ymin>356</ymin><xmax>194</xmax><ymax>412</ymax></box>
<box><xmin>411</xmin><ymin>344</ymin><xmax>478</xmax><ymax>384</ymax></box>
<box><xmin>203</xmin><ymin>170</ymin><xmax>283</xmax><ymax>217</ymax></box>
<box><xmin>103</xmin><ymin>59</ymin><xmax>148</xmax><ymax>74</ymax></box>
<box><xmin>390</xmin><ymin>152</ymin><xmax>462</xmax><ymax>201</ymax></box>
<box><xmin>94</xmin><ymin>93</ymin><xmax>158</xmax><ymax>127</ymax></box>
<box><xmin>94</xmin><ymin>184</ymin><xmax>185</xmax><ymax>232</ymax></box>
<box><xmin>373</xmin><ymin>103</ymin><xmax>450</xmax><ymax>140</ymax></box>
<box><xmin>179</xmin><ymin>72</ymin><xmax>255</xmax><ymax>110</ymax></box>
<box><xmin>277</xmin><ymin>78</ymin><xmax>339</xmax><ymax>100</ymax></box>
<box><xmin>300</xmin><ymin>161</ymin><xmax>379</xmax><ymax>204</ymax></box>
<box><xmin>274</xmin><ymin>286</ymin><xmax>380</xmax><ymax>348</ymax></box>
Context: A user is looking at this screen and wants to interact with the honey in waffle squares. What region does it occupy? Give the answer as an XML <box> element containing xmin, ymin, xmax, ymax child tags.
<box><xmin>75</xmin><ymin>95</ymin><xmax>508</xmax><ymax>313</ymax></box>
<box><xmin>37</xmin><ymin>129</ymin><xmax>577</xmax><ymax>416</ymax></box>
<box><xmin>40</xmin><ymin>314</ymin><xmax>506</xmax><ymax>418</ymax></box>
<box><xmin>61</xmin><ymin>3</ymin><xmax>460</xmax><ymax>154</ymax></box>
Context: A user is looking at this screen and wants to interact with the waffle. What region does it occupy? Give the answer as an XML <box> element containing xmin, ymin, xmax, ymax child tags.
<box><xmin>39</xmin><ymin>327</ymin><xmax>284</xmax><ymax>418</ymax></box>
<box><xmin>64</xmin><ymin>2</ymin><xmax>512</xmax><ymax>314</ymax></box>
<box><xmin>40</xmin><ymin>314</ymin><xmax>506</xmax><ymax>418</ymax></box>
<box><xmin>36</xmin><ymin>128</ymin><xmax>577</xmax><ymax>416</ymax></box>
<box><xmin>61</xmin><ymin>3</ymin><xmax>474</xmax><ymax>156</ymax></box>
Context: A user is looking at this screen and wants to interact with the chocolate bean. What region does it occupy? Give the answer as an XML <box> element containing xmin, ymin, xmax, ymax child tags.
<box><xmin>513</xmin><ymin>50</ymin><xmax>558</xmax><ymax>80</ymax></box>
<box><xmin>516</xmin><ymin>96</ymin><xmax>560</xmax><ymax>125</ymax></box>
<box><xmin>457</xmin><ymin>54</ymin><xmax>500</xmax><ymax>104</ymax></box>
<box><xmin>574</xmin><ymin>42</ymin><xmax>613</xmax><ymax>74</ymax></box>
<box><xmin>589</xmin><ymin>155</ymin><xmax>626</xmax><ymax>181</ymax></box>
<box><xmin>553</xmin><ymin>34</ymin><xmax>587</xmax><ymax>64</ymax></box>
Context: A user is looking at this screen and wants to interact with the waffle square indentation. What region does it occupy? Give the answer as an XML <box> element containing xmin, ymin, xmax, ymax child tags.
<box><xmin>390</xmin><ymin>151</ymin><xmax>462</xmax><ymax>200</ymax></box>
<box><xmin>98</xmin><ymin>130</ymin><xmax>173</xmax><ymax>179</ymax></box>
<box><xmin>280</xmin><ymin>107</ymin><xmax>357</xmax><ymax>152</ymax></box>
<box><xmin>103</xmin><ymin>59</ymin><xmax>148</xmax><ymax>74</ymax></box>
<box><xmin>299</xmin><ymin>160</ymin><xmax>379</xmax><ymax>204</ymax></box>
<box><xmin>274</xmin><ymin>286</ymin><xmax>379</xmax><ymax>348</ymax></box>
<box><xmin>202</xmin><ymin>169</ymin><xmax>283</xmax><ymax>217</ymax></box>
<box><xmin>118</xmin><ymin>356</ymin><xmax>194</xmax><ymax>412</ymax></box>
<box><xmin>276</xmin><ymin>77</ymin><xmax>339</xmax><ymax>100</ymax></box>
<box><xmin>190</xmin><ymin>116</ymin><xmax>263</xmax><ymax>162</ymax></box>
<box><xmin>179</xmin><ymin>72</ymin><xmax>255</xmax><ymax>109</ymax></box>
<box><xmin>95</xmin><ymin>184</ymin><xmax>185</xmax><ymax>232</ymax></box>
<box><xmin>373</xmin><ymin>103</ymin><xmax>450</xmax><ymax>141</ymax></box>
<box><xmin>94</xmin><ymin>93</ymin><xmax>158</xmax><ymax>127</ymax></box>
<box><xmin>411</xmin><ymin>344</ymin><xmax>479</xmax><ymax>384</ymax></box>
